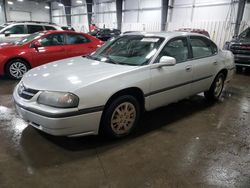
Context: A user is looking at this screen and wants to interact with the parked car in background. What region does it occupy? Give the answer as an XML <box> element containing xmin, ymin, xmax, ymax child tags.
<box><xmin>177</xmin><ymin>28</ymin><xmax>210</xmax><ymax>38</ymax></box>
<box><xmin>13</xmin><ymin>32</ymin><xmax>234</xmax><ymax>138</ymax></box>
<box><xmin>0</xmin><ymin>30</ymin><xmax>104</xmax><ymax>79</ymax></box>
<box><xmin>89</xmin><ymin>28</ymin><xmax>121</xmax><ymax>41</ymax></box>
<box><xmin>0</xmin><ymin>21</ymin><xmax>63</xmax><ymax>43</ymax></box>
<box><xmin>224</xmin><ymin>27</ymin><xmax>250</xmax><ymax>71</ymax></box>
<box><xmin>61</xmin><ymin>26</ymin><xmax>75</xmax><ymax>31</ymax></box>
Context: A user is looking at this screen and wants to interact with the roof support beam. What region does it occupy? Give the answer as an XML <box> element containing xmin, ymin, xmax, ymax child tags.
<box><xmin>3</xmin><ymin>0</ymin><xmax>7</xmax><ymax>22</ymax></box>
<box><xmin>161</xmin><ymin>0</ymin><xmax>169</xmax><ymax>31</ymax></box>
<box><xmin>116</xmin><ymin>0</ymin><xmax>122</xmax><ymax>30</ymax></box>
<box><xmin>86</xmin><ymin>0</ymin><xmax>93</xmax><ymax>30</ymax></box>
<box><xmin>234</xmin><ymin>0</ymin><xmax>246</xmax><ymax>37</ymax></box>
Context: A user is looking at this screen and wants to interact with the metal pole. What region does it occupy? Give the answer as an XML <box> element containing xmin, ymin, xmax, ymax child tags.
<box><xmin>234</xmin><ymin>0</ymin><xmax>246</xmax><ymax>37</ymax></box>
<box><xmin>3</xmin><ymin>0</ymin><xmax>7</xmax><ymax>22</ymax></box>
<box><xmin>86</xmin><ymin>0</ymin><xmax>93</xmax><ymax>30</ymax></box>
<box><xmin>116</xmin><ymin>0</ymin><xmax>122</xmax><ymax>30</ymax></box>
<box><xmin>161</xmin><ymin>0</ymin><xmax>169</xmax><ymax>31</ymax></box>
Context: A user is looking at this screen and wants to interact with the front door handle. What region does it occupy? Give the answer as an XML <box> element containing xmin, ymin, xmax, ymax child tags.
<box><xmin>185</xmin><ymin>65</ymin><xmax>192</xmax><ymax>72</ymax></box>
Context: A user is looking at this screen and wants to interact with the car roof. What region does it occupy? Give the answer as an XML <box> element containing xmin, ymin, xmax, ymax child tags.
<box><xmin>123</xmin><ymin>31</ymin><xmax>209</xmax><ymax>39</ymax></box>
<box><xmin>40</xmin><ymin>30</ymin><xmax>84</xmax><ymax>35</ymax></box>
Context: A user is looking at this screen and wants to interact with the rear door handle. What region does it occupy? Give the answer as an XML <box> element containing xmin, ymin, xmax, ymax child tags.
<box><xmin>213</xmin><ymin>61</ymin><xmax>218</xmax><ymax>65</ymax></box>
<box><xmin>185</xmin><ymin>65</ymin><xmax>192</xmax><ymax>72</ymax></box>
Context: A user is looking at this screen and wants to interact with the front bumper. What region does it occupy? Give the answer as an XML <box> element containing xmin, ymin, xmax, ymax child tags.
<box><xmin>233</xmin><ymin>54</ymin><xmax>250</xmax><ymax>67</ymax></box>
<box><xmin>13</xmin><ymin>86</ymin><xmax>103</xmax><ymax>137</ymax></box>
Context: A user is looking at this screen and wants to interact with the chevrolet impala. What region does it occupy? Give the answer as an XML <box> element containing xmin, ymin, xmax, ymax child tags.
<box><xmin>13</xmin><ymin>32</ymin><xmax>235</xmax><ymax>138</ymax></box>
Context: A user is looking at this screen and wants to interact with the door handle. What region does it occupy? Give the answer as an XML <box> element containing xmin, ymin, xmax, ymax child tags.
<box><xmin>185</xmin><ymin>65</ymin><xmax>192</xmax><ymax>72</ymax></box>
<box><xmin>213</xmin><ymin>61</ymin><xmax>218</xmax><ymax>65</ymax></box>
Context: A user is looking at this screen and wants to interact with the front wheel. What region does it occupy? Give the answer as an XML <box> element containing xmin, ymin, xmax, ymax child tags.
<box><xmin>204</xmin><ymin>73</ymin><xmax>225</xmax><ymax>101</ymax></box>
<box><xmin>100</xmin><ymin>95</ymin><xmax>141</xmax><ymax>138</ymax></box>
<box><xmin>6</xmin><ymin>59</ymin><xmax>29</xmax><ymax>79</ymax></box>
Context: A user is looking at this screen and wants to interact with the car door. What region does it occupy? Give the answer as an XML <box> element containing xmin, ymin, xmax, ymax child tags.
<box><xmin>188</xmin><ymin>36</ymin><xmax>218</xmax><ymax>95</ymax></box>
<box><xmin>148</xmin><ymin>37</ymin><xmax>193</xmax><ymax>110</ymax></box>
<box><xmin>30</xmin><ymin>33</ymin><xmax>67</xmax><ymax>67</ymax></box>
<box><xmin>64</xmin><ymin>33</ymin><xmax>95</xmax><ymax>57</ymax></box>
<box><xmin>0</xmin><ymin>24</ymin><xmax>27</xmax><ymax>43</ymax></box>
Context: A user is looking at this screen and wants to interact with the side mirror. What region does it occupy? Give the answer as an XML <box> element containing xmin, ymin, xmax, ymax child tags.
<box><xmin>158</xmin><ymin>56</ymin><xmax>176</xmax><ymax>67</ymax></box>
<box><xmin>4</xmin><ymin>31</ymin><xmax>12</xmax><ymax>37</ymax></box>
<box><xmin>30</xmin><ymin>41</ymin><xmax>42</xmax><ymax>48</ymax></box>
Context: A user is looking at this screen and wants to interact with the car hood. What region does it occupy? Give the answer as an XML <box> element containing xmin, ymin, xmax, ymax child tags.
<box><xmin>22</xmin><ymin>56</ymin><xmax>137</xmax><ymax>92</ymax></box>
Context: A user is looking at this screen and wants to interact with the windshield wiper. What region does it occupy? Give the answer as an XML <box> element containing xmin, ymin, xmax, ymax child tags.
<box><xmin>85</xmin><ymin>55</ymin><xmax>100</xmax><ymax>61</ymax></box>
<box><xmin>104</xmin><ymin>56</ymin><xmax>119</xmax><ymax>64</ymax></box>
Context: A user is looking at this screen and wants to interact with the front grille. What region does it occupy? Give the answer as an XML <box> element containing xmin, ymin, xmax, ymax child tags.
<box><xmin>18</xmin><ymin>84</ymin><xmax>39</xmax><ymax>100</ymax></box>
<box><xmin>230</xmin><ymin>44</ymin><xmax>250</xmax><ymax>55</ymax></box>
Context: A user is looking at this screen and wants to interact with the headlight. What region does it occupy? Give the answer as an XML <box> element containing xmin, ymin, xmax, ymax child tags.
<box><xmin>37</xmin><ymin>91</ymin><xmax>79</xmax><ymax>108</ymax></box>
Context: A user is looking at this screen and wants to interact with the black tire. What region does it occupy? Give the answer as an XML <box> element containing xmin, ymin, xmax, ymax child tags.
<box><xmin>100</xmin><ymin>95</ymin><xmax>141</xmax><ymax>138</ymax></box>
<box><xmin>236</xmin><ymin>66</ymin><xmax>243</xmax><ymax>73</ymax></box>
<box><xmin>5</xmin><ymin>59</ymin><xmax>29</xmax><ymax>79</ymax></box>
<box><xmin>204</xmin><ymin>73</ymin><xmax>225</xmax><ymax>101</ymax></box>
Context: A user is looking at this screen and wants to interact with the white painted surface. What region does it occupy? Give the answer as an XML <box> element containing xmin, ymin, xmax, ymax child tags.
<box><xmin>71</xmin><ymin>1</ymin><xmax>89</xmax><ymax>32</ymax></box>
<box><xmin>6</xmin><ymin>0</ymin><xmax>50</xmax><ymax>22</ymax></box>
<box><xmin>9</xmin><ymin>11</ymin><xmax>31</xmax><ymax>21</ymax></box>
<box><xmin>0</xmin><ymin>1</ymin><xmax>4</xmax><ymax>24</ymax></box>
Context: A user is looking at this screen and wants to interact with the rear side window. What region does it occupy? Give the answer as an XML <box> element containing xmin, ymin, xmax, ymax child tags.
<box><xmin>39</xmin><ymin>34</ymin><xmax>64</xmax><ymax>46</ymax></box>
<box><xmin>66</xmin><ymin>34</ymin><xmax>90</xmax><ymax>44</ymax></box>
<box><xmin>190</xmin><ymin>36</ymin><xmax>216</xmax><ymax>58</ymax></box>
<box><xmin>44</xmin><ymin>26</ymin><xmax>56</xmax><ymax>31</ymax></box>
<box><xmin>27</xmin><ymin>25</ymin><xmax>44</xmax><ymax>34</ymax></box>
<box><xmin>4</xmin><ymin>25</ymin><xmax>25</xmax><ymax>34</ymax></box>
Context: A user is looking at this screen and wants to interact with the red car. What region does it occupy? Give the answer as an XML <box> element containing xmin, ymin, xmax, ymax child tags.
<box><xmin>0</xmin><ymin>30</ymin><xmax>104</xmax><ymax>79</ymax></box>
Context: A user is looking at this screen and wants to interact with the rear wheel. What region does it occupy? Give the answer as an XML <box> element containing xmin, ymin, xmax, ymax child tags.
<box><xmin>204</xmin><ymin>73</ymin><xmax>225</xmax><ymax>101</ymax></box>
<box><xmin>100</xmin><ymin>95</ymin><xmax>141</xmax><ymax>138</ymax></box>
<box><xmin>6</xmin><ymin>59</ymin><xmax>29</xmax><ymax>79</ymax></box>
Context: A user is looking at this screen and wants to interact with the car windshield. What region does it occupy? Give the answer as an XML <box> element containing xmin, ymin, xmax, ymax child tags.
<box><xmin>239</xmin><ymin>28</ymin><xmax>250</xmax><ymax>39</ymax></box>
<box><xmin>88</xmin><ymin>35</ymin><xmax>164</xmax><ymax>66</ymax></box>
<box><xmin>15</xmin><ymin>32</ymin><xmax>42</xmax><ymax>45</ymax></box>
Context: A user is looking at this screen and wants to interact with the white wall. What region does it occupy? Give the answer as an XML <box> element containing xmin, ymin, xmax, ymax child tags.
<box><xmin>51</xmin><ymin>2</ymin><xmax>67</xmax><ymax>26</ymax></box>
<box><xmin>6</xmin><ymin>0</ymin><xmax>50</xmax><ymax>22</ymax></box>
<box><xmin>123</xmin><ymin>0</ymin><xmax>161</xmax><ymax>23</ymax></box>
<box><xmin>71</xmin><ymin>0</ymin><xmax>89</xmax><ymax>32</ymax></box>
<box><xmin>171</xmin><ymin>0</ymin><xmax>238</xmax><ymax>22</ymax></box>
<box><xmin>93</xmin><ymin>0</ymin><xmax>117</xmax><ymax>28</ymax></box>
<box><xmin>0</xmin><ymin>0</ymin><xmax>5</xmax><ymax>24</ymax></box>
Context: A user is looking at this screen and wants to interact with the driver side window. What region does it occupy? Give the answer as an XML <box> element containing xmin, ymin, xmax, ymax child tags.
<box><xmin>156</xmin><ymin>38</ymin><xmax>189</xmax><ymax>63</ymax></box>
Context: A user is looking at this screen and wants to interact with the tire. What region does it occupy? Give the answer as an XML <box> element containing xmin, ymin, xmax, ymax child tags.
<box><xmin>204</xmin><ymin>73</ymin><xmax>225</xmax><ymax>101</ymax></box>
<box><xmin>100</xmin><ymin>95</ymin><xmax>141</xmax><ymax>138</ymax></box>
<box><xmin>236</xmin><ymin>66</ymin><xmax>243</xmax><ymax>73</ymax></box>
<box><xmin>5</xmin><ymin>59</ymin><xmax>29</xmax><ymax>79</ymax></box>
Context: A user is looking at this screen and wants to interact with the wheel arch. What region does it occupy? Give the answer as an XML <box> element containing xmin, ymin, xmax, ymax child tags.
<box><xmin>103</xmin><ymin>87</ymin><xmax>145</xmax><ymax>112</ymax></box>
<box><xmin>217</xmin><ymin>68</ymin><xmax>228</xmax><ymax>79</ymax></box>
<box><xmin>99</xmin><ymin>87</ymin><xmax>145</xmax><ymax>136</ymax></box>
<box><xmin>4</xmin><ymin>57</ymin><xmax>31</xmax><ymax>74</ymax></box>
